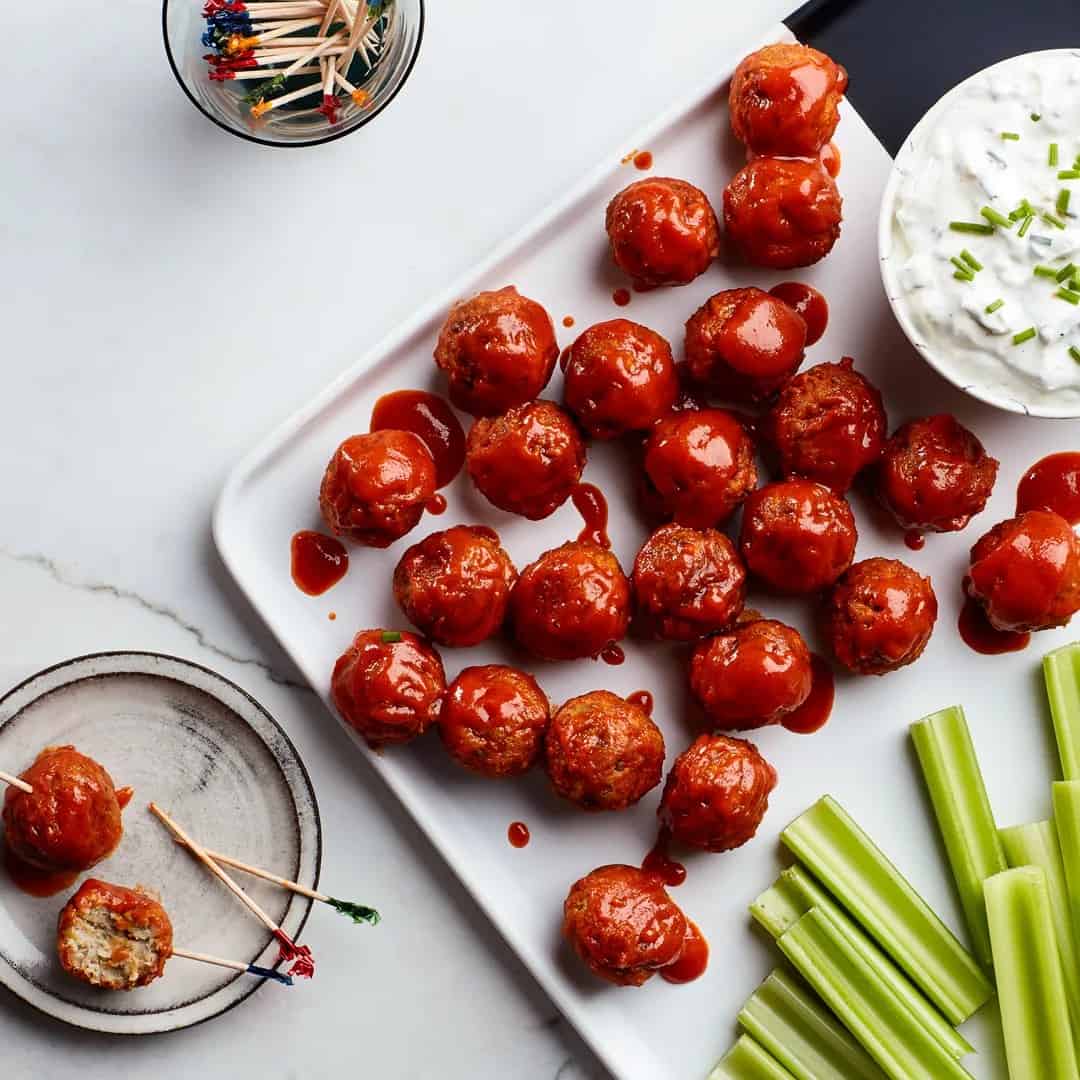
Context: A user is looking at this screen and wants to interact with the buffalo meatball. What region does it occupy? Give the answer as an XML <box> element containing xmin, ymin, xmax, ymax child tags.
<box><xmin>605</xmin><ymin>177</ymin><xmax>720</xmax><ymax>287</ymax></box>
<box><xmin>632</xmin><ymin>524</ymin><xmax>746</xmax><ymax>640</ymax></box>
<box><xmin>438</xmin><ymin>665</ymin><xmax>549</xmax><ymax>778</ymax></box>
<box><xmin>739</xmin><ymin>480</ymin><xmax>857</xmax><ymax>593</ymax></box>
<box><xmin>823</xmin><ymin>557</ymin><xmax>938</xmax><ymax>675</ymax></box>
<box><xmin>685</xmin><ymin>287</ymin><xmax>807</xmax><ymax>402</ymax></box>
<box><xmin>331</xmin><ymin>629</ymin><xmax>445</xmax><ymax>748</ymax></box>
<box><xmin>57</xmin><ymin>880</ymin><xmax>172</xmax><ymax>990</ymax></box>
<box><xmin>965</xmin><ymin>510</ymin><xmax>1080</xmax><ymax>633</ymax></box>
<box><xmin>563</xmin><ymin>864</ymin><xmax>688</xmax><ymax>986</ymax></box>
<box><xmin>641</xmin><ymin>409</ymin><xmax>757</xmax><ymax>528</ymax></box>
<box><xmin>724</xmin><ymin>157</ymin><xmax>842</xmax><ymax>269</ymax></box>
<box><xmin>466</xmin><ymin>400</ymin><xmax>585</xmax><ymax>520</ymax></box>
<box><xmin>545</xmin><ymin>691</ymin><xmax>665</xmax><ymax>811</ymax></box>
<box><xmin>564</xmin><ymin>319</ymin><xmax>678</xmax><ymax>439</ymax></box>
<box><xmin>763</xmin><ymin>358</ymin><xmax>886</xmax><ymax>493</ymax></box>
<box><xmin>877</xmin><ymin>414</ymin><xmax>999</xmax><ymax>533</ymax></box>
<box><xmin>510</xmin><ymin>542</ymin><xmax>631</xmax><ymax>661</ymax></box>
<box><xmin>659</xmin><ymin>734</ymin><xmax>777</xmax><ymax>852</ymax></box>
<box><xmin>433</xmin><ymin>286</ymin><xmax>559</xmax><ymax>417</ymax></box>
<box><xmin>319</xmin><ymin>430</ymin><xmax>436</xmax><ymax>548</ymax></box>
<box><xmin>3</xmin><ymin>746</ymin><xmax>127</xmax><ymax>880</ymax></box>
<box><xmin>690</xmin><ymin>619</ymin><xmax>812</xmax><ymax>729</ymax></box>
<box><xmin>729</xmin><ymin>43</ymin><xmax>848</xmax><ymax>157</ymax></box>
<box><xmin>393</xmin><ymin>525</ymin><xmax>516</xmax><ymax>647</ymax></box>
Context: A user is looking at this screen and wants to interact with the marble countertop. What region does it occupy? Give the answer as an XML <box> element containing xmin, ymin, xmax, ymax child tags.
<box><xmin>1</xmin><ymin>1</ymin><xmax>800</xmax><ymax>1076</ymax></box>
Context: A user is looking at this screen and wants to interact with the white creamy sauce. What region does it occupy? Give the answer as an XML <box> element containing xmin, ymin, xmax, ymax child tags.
<box><xmin>892</xmin><ymin>52</ymin><xmax>1080</xmax><ymax>412</ymax></box>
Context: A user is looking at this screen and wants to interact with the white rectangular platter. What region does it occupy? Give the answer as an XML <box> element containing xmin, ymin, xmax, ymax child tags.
<box><xmin>215</xmin><ymin>26</ymin><xmax>1080</xmax><ymax>1080</ymax></box>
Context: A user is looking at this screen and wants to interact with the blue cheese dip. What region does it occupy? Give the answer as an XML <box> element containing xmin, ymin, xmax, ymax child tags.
<box><xmin>890</xmin><ymin>51</ymin><xmax>1080</xmax><ymax>413</ymax></box>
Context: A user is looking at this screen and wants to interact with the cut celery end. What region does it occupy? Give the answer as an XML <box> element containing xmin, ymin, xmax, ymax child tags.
<box><xmin>738</xmin><ymin>968</ymin><xmax>886</xmax><ymax>1080</ymax></box>
<box><xmin>985</xmin><ymin>867</ymin><xmax>1079</xmax><ymax>1080</ymax></box>
<box><xmin>776</xmin><ymin>908</ymin><xmax>974</xmax><ymax>1080</ymax></box>
<box><xmin>910</xmin><ymin>705</ymin><xmax>1007</xmax><ymax>969</ymax></box>
<box><xmin>1000</xmin><ymin>819</ymin><xmax>1080</xmax><ymax>1051</ymax></box>
<box><xmin>1046</xmin><ymin>644</ymin><xmax>1080</xmax><ymax>781</ymax></box>
<box><xmin>751</xmin><ymin>866</ymin><xmax>972</xmax><ymax>1060</ymax></box>
<box><xmin>708</xmin><ymin>1035</ymin><xmax>797</xmax><ymax>1080</ymax></box>
<box><xmin>1052</xmin><ymin>783</ymin><xmax>1080</xmax><ymax>979</ymax></box>
<box><xmin>781</xmin><ymin>796</ymin><xmax>993</xmax><ymax>1024</ymax></box>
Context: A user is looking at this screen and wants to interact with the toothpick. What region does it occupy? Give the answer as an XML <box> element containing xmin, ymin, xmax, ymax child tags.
<box><xmin>0</xmin><ymin>770</ymin><xmax>32</xmax><ymax>795</ymax></box>
<box><xmin>335</xmin><ymin>0</ymin><xmax>369</xmax><ymax>74</ymax></box>
<box><xmin>212</xmin><ymin>64</ymin><xmax>320</xmax><ymax>81</ymax></box>
<box><xmin>333</xmin><ymin>69</ymin><xmax>369</xmax><ymax>107</ymax></box>
<box><xmin>249</xmin><ymin>77</ymin><xmax>325</xmax><ymax>116</ymax></box>
<box><xmin>172</xmin><ymin>947</ymin><xmax>294</xmax><ymax>986</ymax></box>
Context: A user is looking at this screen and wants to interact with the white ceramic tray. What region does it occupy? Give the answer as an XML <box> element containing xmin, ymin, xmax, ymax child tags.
<box><xmin>214</xmin><ymin>26</ymin><xmax>1080</xmax><ymax>1079</ymax></box>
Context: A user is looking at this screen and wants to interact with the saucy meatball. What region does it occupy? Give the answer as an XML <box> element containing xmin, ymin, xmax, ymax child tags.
<box><xmin>729</xmin><ymin>43</ymin><xmax>849</xmax><ymax>157</ymax></box>
<box><xmin>564</xmin><ymin>320</ymin><xmax>678</xmax><ymax>439</ymax></box>
<box><xmin>319</xmin><ymin>430</ymin><xmax>436</xmax><ymax>548</ymax></box>
<box><xmin>877</xmin><ymin>414</ymin><xmax>999</xmax><ymax>533</ymax></box>
<box><xmin>433</xmin><ymin>286</ymin><xmax>559</xmax><ymax>417</ymax></box>
<box><xmin>631</xmin><ymin>524</ymin><xmax>746</xmax><ymax>641</ymax></box>
<box><xmin>393</xmin><ymin>525</ymin><xmax>517</xmax><ymax>647</ymax></box>
<box><xmin>563</xmin><ymin>864</ymin><xmax>688</xmax><ymax>986</ymax></box>
<box><xmin>763</xmin><ymin>358</ymin><xmax>887</xmax><ymax>493</ymax></box>
<box><xmin>641</xmin><ymin>409</ymin><xmax>757</xmax><ymax>528</ymax></box>
<box><xmin>823</xmin><ymin>557</ymin><xmax>938</xmax><ymax>675</ymax></box>
<box><xmin>965</xmin><ymin>510</ymin><xmax>1080</xmax><ymax>633</ymax></box>
<box><xmin>3</xmin><ymin>746</ymin><xmax>126</xmax><ymax>875</ymax></box>
<box><xmin>605</xmin><ymin>177</ymin><xmax>720</xmax><ymax>287</ymax></box>
<box><xmin>57</xmin><ymin>880</ymin><xmax>172</xmax><ymax>990</ymax></box>
<box><xmin>684</xmin><ymin>287</ymin><xmax>807</xmax><ymax>402</ymax></box>
<box><xmin>690</xmin><ymin>618</ymin><xmax>812</xmax><ymax>729</ymax></box>
<box><xmin>510</xmin><ymin>542</ymin><xmax>631</xmax><ymax>661</ymax></box>
<box><xmin>331</xmin><ymin>629</ymin><xmax>446</xmax><ymax>748</ymax></box>
<box><xmin>659</xmin><ymin>734</ymin><xmax>777</xmax><ymax>852</ymax></box>
<box><xmin>438</xmin><ymin>664</ymin><xmax>549</xmax><ymax>778</ymax></box>
<box><xmin>739</xmin><ymin>480</ymin><xmax>857</xmax><ymax>594</ymax></box>
<box><xmin>466</xmin><ymin>401</ymin><xmax>586</xmax><ymax>520</ymax></box>
<box><xmin>724</xmin><ymin>157</ymin><xmax>842</xmax><ymax>269</ymax></box>
<box><xmin>545</xmin><ymin>691</ymin><xmax>664</xmax><ymax>811</ymax></box>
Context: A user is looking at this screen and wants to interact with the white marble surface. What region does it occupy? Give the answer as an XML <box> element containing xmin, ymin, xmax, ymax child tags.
<box><xmin>0</xmin><ymin>1</ymin><xmax>801</xmax><ymax>1076</ymax></box>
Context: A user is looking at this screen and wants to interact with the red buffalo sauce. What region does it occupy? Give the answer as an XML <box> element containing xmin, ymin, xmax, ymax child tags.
<box><xmin>1017</xmin><ymin>452</ymin><xmax>1080</xmax><ymax>526</ymax></box>
<box><xmin>425</xmin><ymin>493</ymin><xmax>447</xmax><ymax>515</ymax></box>
<box><xmin>116</xmin><ymin>787</ymin><xmax>134</xmax><ymax>810</ymax></box>
<box><xmin>571</xmin><ymin>483</ymin><xmax>611</xmax><ymax>548</ymax></box>
<box><xmin>507</xmin><ymin>822</ymin><xmax>530</xmax><ymax>848</ymax></box>
<box><xmin>626</xmin><ymin>690</ymin><xmax>653</xmax><ymax>715</ymax></box>
<box><xmin>768</xmin><ymin>282</ymin><xmax>829</xmax><ymax>346</ymax></box>
<box><xmin>819</xmin><ymin>141</ymin><xmax>841</xmax><ymax>178</ymax></box>
<box><xmin>612</xmin><ymin>288</ymin><xmax>631</xmax><ymax>307</ymax></box>
<box><xmin>661</xmin><ymin>921</ymin><xmax>709</xmax><ymax>984</ymax></box>
<box><xmin>562</xmin><ymin>315</ymin><xmax>575</xmax><ymax>328</ymax></box>
<box><xmin>643</xmin><ymin>826</ymin><xmax>686</xmax><ymax>887</ymax></box>
<box><xmin>291</xmin><ymin>531</ymin><xmax>349</xmax><ymax>596</ymax></box>
<box><xmin>904</xmin><ymin>530</ymin><xmax>926</xmax><ymax>551</ymax></box>
<box><xmin>781</xmin><ymin>654</ymin><xmax>835</xmax><ymax>734</ymax></box>
<box><xmin>4</xmin><ymin>847</ymin><xmax>78</xmax><ymax>898</ymax></box>
<box><xmin>633</xmin><ymin>150</ymin><xmax>653</xmax><ymax>170</ymax></box>
<box><xmin>958</xmin><ymin>597</ymin><xmax>1031</xmax><ymax>655</ymax></box>
<box><xmin>370</xmin><ymin>389</ymin><xmax>465</xmax><ymax>489</ymax></box>
<box><xmin>600</xmin><ymin>643</ymin><xmax>625</xmax><ymax>666</ymax></box>
<box><xmin>560</xmin><ymin>346</ymin><xmax>572</xmax><ymax>372</ymax></box>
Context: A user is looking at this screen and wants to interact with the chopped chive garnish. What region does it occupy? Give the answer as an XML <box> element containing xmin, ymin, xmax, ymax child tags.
<box><xmin>960</xmin><ymin>249</ymin><xmax>983</xmax><ymax>271</ymax></box>
<box><xmin>1071</xmin><ymin>346</ymin><xmax>1080</xmax><ymax>365</ymax></box>
<box><xmin>1013</xmin><ymin>327</ymin><xmax>1037</xmax><ymax>345</ymax></box>
<box><xmin>1059</xmin><ymin>190</ymin><xmax>1073</xmax><ymax>215</ymax></box>
<box><xmin>1043</xmin><ymin>211</ymin><xmax>1067</xmax><ymax>229</ymax></box>
<box><xmin>1035</xmin><ymin>265</ymin><xmax>1061</xmax><ymax>278</ymax></box>
<box><xmin>981</xmin><ymin>206</ymin><xmax>1013</xmax><ymax>228</ymax></box>
<box><xmin>953</xmin><ymin>270</ymin><xmax>974</xmax><ymax>282</ymax></box>
<box><xmin>950</xmin><ymin>256</ymin><xmax>975</xmax><ymax>276</ymax></box>
<box><xmin>1051</xmin><ymin>143</ymin><xmax>1060</xmax><ymax>166</ymax></box>
<box><xmin>1031</xmin><ymin>112</ymin><xmax>1042</xmax><ymax>121</ymax></box>
<box><xmin>1001</xmin><ymin>132</ymin><xmax>1020</xmax><ymax>140</ymax></box>
<box><xmin>949</xmin><ymin>220</ymin><xmax>994</xmax><ymax>235</ymax></box>
<box><xmin>1059</xmin><ymin>171</ymin><xmax>1080</xmax><ymax>180</ymax></box>
<box><xmin>985</xmin><ymin>298</ymin><xmax>1004</xmax><ymax>313</ymax></box>
<box><xmin>1018</xmin><ymin>214</ymin><xmax>1035</xmax><ymax>237</ymax></box>
<box><xmin>1056</xmin><ymin>288</ymin><xmax>1080</xmax><ymax>305</ymax></box>
<box><xmin>1056</xmin><ymin>263</ymin><xmax>1077</xmax><ymax>282</ymax></box>
<box><xmin>380</xmin><ymin>630</ymin><xmax>402</xmax><ymax>643</ymax></box>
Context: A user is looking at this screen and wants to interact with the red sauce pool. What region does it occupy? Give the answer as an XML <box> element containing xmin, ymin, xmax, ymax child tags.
<box><xmin>626</xmin><ymin>690</ymin><xmax>654</xmax><ymax>715</ymax></box>
<box><xmin>904</xmin><ymin>530</ymin><xmax>926</xmax><ymax>551</ymax></box>
<box><xmin>507</xmin><ymin>822</ymin><xmax>530</xmax><ymax>848</ymax></box>
<box><xmin>291</xmin><ymin>531</ymin><xmax>349</xmax><ymax>596</ymax></box>
<box><xmin>819</xmin><ymin>141</ymin><xmax>841</xmax><ymax>178</ymax></box>
<box><xmin>562</xmin><ymin>315</ymin><xmax>575</xmax><ymax>328</ymax></box>
<box><xmin>768</xmin><ymin>282</ymin><xmax>829</xmax><ymax>346</ymax></box>
<box><xmin>571</xmin><ymin>483</ymin><xmax>610</xmax><ymax>548</ymax></box>
<box><xmin>642</xmin><ymin>827</ymin><xmax>686</xmax><ymax>887</ymax></box>
<box><xmin>612</xmin><ymin>288</ymin><xmax>631</xmax><ymax>307</ymax></box>
<box><xmin>1017</xmin><ymin>452</ymin><xmax>1080</xmax><ymax>526</ymax></box>
<box><xmin>633</xmin><ymin>150</ymin><xmax>653</xmax><ymax>170</ymax></box>
<box><xmin>661</xmin><ymin>920</ymin><xmax>709</xmax><ymax>984</ymax></box>
<box><xmin>600</xmin><ymin>643</ymin><xmax>625</xmax><ymax>666</ymax></box>
<box><xmin>426</xmin><ymin>493</ymin><xmax>447</xmax><ymax>515</ymax></box>
<box><xmin>958</xmin><ymin>597</ymin><xmax>1031</xmax><ymax>655</ymax></box>
<box><xmin>116</xmin><ymin>786</ymin><xmax>134</xmax><ymax>810</ymax></box>
<box><xmin>4</xmin><ymin>847</ymin><xmax>78</xmax><ymax>898</ymax></box>
<box><xmin>370</xmin><ymin>389</ymin><xmax>465</xmax><ymax>489</ymax></box>
<box><xmin>560</xmin><ymin>346</ymin><xmax>571</xmax><ymax>372</ymax></box>
<box><xmin>781</xmin><ymin>655</ymin><xmax>835</xmax><ymax>734</ymax></box>
<box><xmin>328</xmin><ymin>612</ymin><xmax>337</xmax><ymax>621</ymax></box>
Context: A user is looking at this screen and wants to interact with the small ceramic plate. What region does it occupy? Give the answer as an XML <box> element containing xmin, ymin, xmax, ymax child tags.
<box><xmin>0</xmin><ymin>652</ymin><xmax>321</xmax><ymax>1034</ymax></box>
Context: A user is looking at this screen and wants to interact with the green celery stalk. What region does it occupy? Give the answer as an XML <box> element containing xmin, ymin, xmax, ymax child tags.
<box><xmin>1000</xmin><ymin>820</ymin><xmax>1080</xmax><ymax>1049</ymax></box>
<box><xmin>984</xmin><ymin>867</ymin><xmax>1079</xmax><ymax>1080</ymax></box>
<box><xmin>776</xmin><ymin>909</ymin><xmax>974</xmax><ymax>1080</ymax></box>
<box><xmin>708</xmin><ymin>1035</ymin><xmax>797</xmax><ymax>1080</ymax></box>
<box><xmin>1046</xmin><ymin>643</ymin><xmax>1080</xmax><ymax>780</ymax></box>
<box><xmin>781</xmin><ymin>796</ymin><xmax>993</xmax><ymax>1024</ymax></box>
<box><xmin>751</xmin><ymin>867</ymin><xmax>972</xmax><ymax>1060</ymax></box>
<box><xmin>738</xmin><ymin>968</ymin><xmax>886</xmax><ymax>1080</ymax></box>
<box><xmin>1052</xmin><ymin>782</ymin><xmax>1080</xmax><ymax>961</ymax></box>
<box><xmin>910</xmin><ymin>705</ymin><xmax>1007</xmax><ymax>969</ymax></box>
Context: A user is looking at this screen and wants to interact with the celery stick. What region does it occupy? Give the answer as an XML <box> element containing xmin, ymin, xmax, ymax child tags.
<box><xmin>781</xmin><ymin>797</ymin><xmax>993</xmax><ymax>1024</ymax></box>
<box><xmin>738</xmin><ymin>968</ymin><xmax>886</xmax><ymax>1080</ymax></box>
<box><xmin>751</xmin><ymin>866</ymin><xmax>972</xmax><ymax>1060</ymax></box>
<box><xmin>1052</xmin><ymin>782</ymin><xmax>1080</xmax><ymax>961</ymax></box>
<box><xmin>776</xmin><ymin>909</ymin><xmax>974</xmax><ymax>1080</ymax></box>
<box><xmin>1000</xmin><ymin>820</ymin><xmax>1080</xmax><ymax>1049</ymax></box>
<box><xmin>708</xmin><ymin>1035</ymin><xmax>797</xmax><ymax>1080</ymax></box>
<box><xmin>1046</xmin><ymin>643</ymin><xmax>1080</xmax><ymax>780</ymax></box>
<box><xmin>984</xmin><ymin>867</ymin><xmax>1079</xmax><ymax>1080</ymax></box>
<box><xmin>910</xmin><ymin>706</ymin><xmax>1006</xmax><ymax>969</ymax></box>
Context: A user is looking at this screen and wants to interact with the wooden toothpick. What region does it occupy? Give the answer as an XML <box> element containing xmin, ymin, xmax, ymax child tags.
<box><xmin>0</xmin><ymin>769</ymin><xmax>32</xmax><ymax>794</ymax></box>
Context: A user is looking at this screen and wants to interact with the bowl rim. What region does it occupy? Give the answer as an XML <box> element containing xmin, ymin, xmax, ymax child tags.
<box><xmin>161</xmin><ymin>0</ymin><xmax>425</xmax><ymax>150</ymax></box>
<box><xmin>877</xmin><ymin>47</ymin><xmax>1080</xmax><ymax>420</ymax></box>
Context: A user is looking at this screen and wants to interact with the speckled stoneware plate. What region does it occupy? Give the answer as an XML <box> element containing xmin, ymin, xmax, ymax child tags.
<box><xmin>0</xmin><ymin>652</ymin><xmax>320</xmax><ymax>1034</ymax></box>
